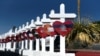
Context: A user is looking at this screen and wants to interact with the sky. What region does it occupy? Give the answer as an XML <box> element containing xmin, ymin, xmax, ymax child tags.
<box><xmin>0</xmin><ymin>0</ymin><xmax>100</xmax><ymax>34</ymax></box>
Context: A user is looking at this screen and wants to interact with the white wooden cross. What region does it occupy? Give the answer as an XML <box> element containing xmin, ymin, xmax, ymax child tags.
<box><xmin>49</xmin><ymin>3</ymin><xmax>77</xmax><ymax>22</ymax></box>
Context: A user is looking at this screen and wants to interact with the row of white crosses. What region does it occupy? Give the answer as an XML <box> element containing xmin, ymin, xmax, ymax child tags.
<box><xmin>0</xmin><ymin>34</ymin><xmax>6</xmax><ymax>50</ymax></box>
<box><xmin>0</xmin><ymin>3</ymin><xmax>76</xmax><ymax>56</ymax></box>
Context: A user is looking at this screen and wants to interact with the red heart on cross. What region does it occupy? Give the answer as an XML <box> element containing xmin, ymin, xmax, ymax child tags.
<box><xmin>53</xmin><ymin>20</ymin><xmax>73</xmax><ymax>36</ymax></box>
<box><xmin>27</xmin><ymin>31</ymin><xmax>34</xmax><ymax>40</ymax></box>
<box><xmin>43</xmin><ymin>24</ymin><xmax>55</xmax><ymax>36</ymax></box>
<box><xmin>36</xmin><ymin>27</ymin><xmax>47</xmax><ymax>38</ymax></box>
<box><xmin>64</xmin><ymin>20</ymin><xmax>73</xmax><ymax>33</ymax></box>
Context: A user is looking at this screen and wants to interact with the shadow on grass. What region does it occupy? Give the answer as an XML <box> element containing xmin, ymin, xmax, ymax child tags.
<box><xmin>0</xmin><ymin>51</ymin><xmax>21</xmax><ymax>56</ymax></box>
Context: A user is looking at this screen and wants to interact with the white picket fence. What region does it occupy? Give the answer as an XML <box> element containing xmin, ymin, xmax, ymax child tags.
<box><xmin>0</xmin><ymin>3</ymin><xmax>76</xmax><ymax>56</ymax></box>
